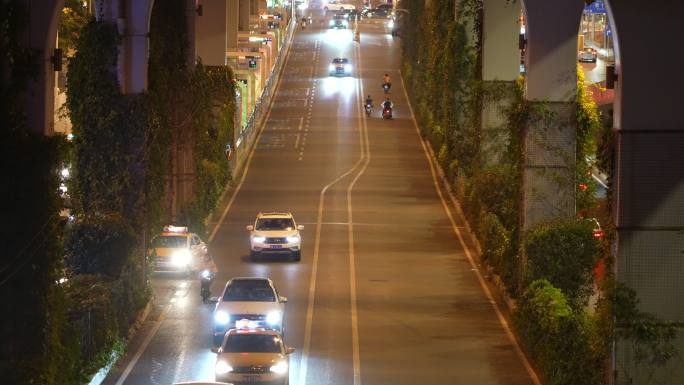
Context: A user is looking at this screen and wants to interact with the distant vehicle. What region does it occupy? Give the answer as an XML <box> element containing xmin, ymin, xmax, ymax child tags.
<box><xmin>148</xmin><ymin>226</ymin><xmax>208</xmax><ymax>273</ymax></box>
<box><xmin>213</xmin><ymin>277</ymin><xmax>288</xmax><ymax>344</ymax></box>
<box><xmin>363</xmin><ymin>3</ymin><xmax>393</xmax><ymax>18</ymax></box>
<box><xmin>339</xmin><ymin>8</ymin><xmax>361</xmax><ymax>20</ymax></box>
<box><xmin>578</xmin><ymin>47</ymin><xmax>598</xmax><ymax>63</ymax></box>
<box><xmin>329</xmin><ymin>14</ymin><xmax>349</xmax><ymax>29</ymax></box>
<box><xmin>585</xmin><ymin>217</ymin><xmax>605</xmax><ymax>239</ymax></box>
<box><xmin>329</xmin><ymin>57</ymin><xmax>352</xmax><ymax>76</ymax></box>
<box><xmin>214</xmin><ymin>328</ymin><xmax>295</xmax><ymax>385</ymax></box>
<box><xmin>246</xmin><ymin>212</ymin><xmax>304</xmax><ymax>261</ymax></box>
<box><xmin>323</xmin><ymin>0</ymin><xmax>355</xmax><ymax>12</ymax></box>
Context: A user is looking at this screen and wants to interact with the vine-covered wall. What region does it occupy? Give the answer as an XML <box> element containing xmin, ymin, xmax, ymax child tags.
<box><xmin>400</xmin><ymin>1</ymin><xmax>677</xmax><ymax>383</ymax></box>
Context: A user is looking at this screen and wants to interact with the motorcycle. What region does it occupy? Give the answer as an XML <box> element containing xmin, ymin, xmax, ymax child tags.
<box><xmin>364</xmin><ymin>103</ymin><xmax>373</xmax><ymax>116</ymax></box>
<box><xmin>382</xmin><ymin>106</ymin><xmax>392</xmax><ymax>119</ymax></box>
<box><xmin>200</xmin><ymin>269</ymin><xmax>214</xmax><ymax>303</ymax></box>
<box><xmin>382</xmin><ymin>82</ymin><xmax>391</xmax><ymax>94</ymax></box>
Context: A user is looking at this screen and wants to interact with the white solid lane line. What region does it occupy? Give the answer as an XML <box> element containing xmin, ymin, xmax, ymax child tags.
<box><xmin>298</xmin><ymin>34</ymin><xmax>369</xmax><ymax>385</ymax></box>
<box><xmin>399</xmin><ymin>72</ymin><xmax>543</xmax><ymax>385</ymax></box>
<box><xmin>344</xmin><ymin>39</ymin><xmax>369</xmax><ymax>385</ymax></box>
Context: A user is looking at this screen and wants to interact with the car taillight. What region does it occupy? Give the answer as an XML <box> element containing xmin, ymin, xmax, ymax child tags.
<box><xmin>593</xmin><ymin>230</ymin><xmax>604</xmax><ymax>238</ymax></box>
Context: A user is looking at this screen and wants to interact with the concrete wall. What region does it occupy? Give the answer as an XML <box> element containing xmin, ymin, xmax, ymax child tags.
<box><xmin>607</xmin><ymin>0</ymin><xmax>684</xmax><ymax>383</ymax></box>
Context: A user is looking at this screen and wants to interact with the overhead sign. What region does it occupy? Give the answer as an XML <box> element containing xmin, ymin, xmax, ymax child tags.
<box><xmin>584</xmin><ymin>0</ymin><xmax>606</xmax><ymax>14</ymax></box>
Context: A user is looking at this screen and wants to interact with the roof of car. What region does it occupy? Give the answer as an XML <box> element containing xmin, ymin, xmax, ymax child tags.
<box><xmin>159</xmin><ymin>232</ymin><xmax>192</xmax><ymax>237</ymax></box>
<box><xmin>228</xmin><ymin>277</ymin><xmax>273</xmax><ymax>284</ymax></box>
<box><xmin>226</xmin><ymin>327</ymin><xmax>280</xmax><ymax>337</ymax></box>
<box><xmin>258</xmin><ymin>212</ymin><xmax>292</xmax><ymax>218</ymax></box>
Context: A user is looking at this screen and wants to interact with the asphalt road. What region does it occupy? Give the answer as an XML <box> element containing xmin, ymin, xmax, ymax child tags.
<box><xmin>102</xmin><ymin>4</ymin><xmax>537</xmax><ymax>385</ymax></box>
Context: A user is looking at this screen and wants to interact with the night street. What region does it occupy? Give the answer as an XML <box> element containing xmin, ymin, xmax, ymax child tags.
<box><xmin>101</xmin><ymin>7</ymin><xmax>535</xmax><ymax>385</ymax></box>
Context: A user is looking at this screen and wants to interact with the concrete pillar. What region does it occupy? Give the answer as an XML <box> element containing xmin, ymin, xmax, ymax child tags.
<box><xmin>187</xmin><ymin>0</ymin><xmax>197</xmax><ymax>67</ymax></box>
<box><xmin>115</xmin><ymin>0</ymin><xmax>154</xmax><ymax>94</ymax></box>
<box><xmin>250</xmin><ymin>0</ymin><xmax>258</xmax><ymax>16</ymax></box>
<box><xmin>519</xmin><ymin>0</ymin><xmax>583</xmax><ymax>230</ymax></box>
<box><xmin>227</xmin><ymin>0</ymin><xmax>239</xmax><ymax>51</ymax></box>
<box><xmin>481</xmin><ymin>0</ymin><xmax>520</xmax><ymax>165</ymax></box>
<box><xmin>21</xmin><ymin>0</ymin><xmax>63</xmax><ymax>135</ymax></box>
<box><xmin>523</xmin><ymin>0</ymin><xmax>583</xmax><ymax>102</ymax></box>
<box><xmin>607</xmin><ymin>1</ymin><xmax>684</xmax><ymax>384</ymax></box>
<box><xmin>196</xmin><ymin>0</ymin><xmax>228</xmax><ymax>65</ymax></box>
<box><xmin>239</xmin><ymin>0</ymin><xmax>251</xmax><ymax>31</ymax></box>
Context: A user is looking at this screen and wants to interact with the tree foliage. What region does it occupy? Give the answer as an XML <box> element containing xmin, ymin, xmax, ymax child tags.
<box><xmin>515</xmin><ymin>279</ymin><xmax>604</xmax><ymax>385</ymax></box>
<box><xmin>524</xmin><ymin>218</ymin><xmax>599</xmax><ymax>307</ymax></box>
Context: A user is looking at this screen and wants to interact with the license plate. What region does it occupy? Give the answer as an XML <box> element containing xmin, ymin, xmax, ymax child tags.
<box><xmin>243</xmin><ymin>374</ymin><xmax>261</xmax><ymax>382</ymax></box>
<box><xmin>270</xmin><ymin>244</ymin><xmax>283</xmax><ymax>249</ymax></box>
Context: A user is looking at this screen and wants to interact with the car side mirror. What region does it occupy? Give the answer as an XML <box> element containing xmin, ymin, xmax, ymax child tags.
<box><xmin>279</xmin><ymin>296</ymin><xmax>288</xmax><ymax>303</ymax></box>
<box><xmin>297</xmin><ymin>225</ymin><xmax>304</xmax><ymax>231</ymax></box>
<box><xmin>286</xmin><ymin>347</ymin><xmax>296</xmax><ymax>355</ymax></box>
<box><xmin>246</xmin><ymin>225</ymin><xmax>254</xmax><ymax>231</ymax></box>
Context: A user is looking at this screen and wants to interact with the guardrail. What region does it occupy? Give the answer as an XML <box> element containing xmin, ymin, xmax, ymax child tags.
<box><xmin>230</xmin><ymin>16</ymin><xmax>296</xmax><ymax>172</ymax></box>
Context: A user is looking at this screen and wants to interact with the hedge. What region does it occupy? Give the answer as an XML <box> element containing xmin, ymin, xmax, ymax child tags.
<box><xmin>524</xmin><ymin>218</ymin><xmax>599</xmax><ymax>307</ymax></box>
<box><xmin>515</xmin><ymin>279</ymin><xmax>604</xmax><ymax>385</ymax></box>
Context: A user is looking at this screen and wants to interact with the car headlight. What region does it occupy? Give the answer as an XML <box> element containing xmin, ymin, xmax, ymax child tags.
<box><xmin>328</xmin><ymin>64</ymin><xmax>335</xmax><ymax>71</ymax></box>
<box><xmin>216</xmin><ymin>360</ymin><xmax>233</xmax><ymax>374</ymax></box>
<box><xmin>214</xmin><ymin>311</ymin><xmax>230</xmax><ymax>325</ymax></box>
<box><xmin>252</xmin><ymin>236</ymin><xmax>266</xmax><ymax>243</ymax></box>
<box><xmin>286</xmin><ymin>234</ymin><xmax>300</xmax><ymax>244</ymax></box>
<box><xmin>270</xmin><ymin>360</ymin><xmax>288</xmax><ymax>374</ymax></box>
<box><xmin>201</xmin><ymin>269</ymin><xmax>211</xmax><ymax>279</ymax></box>
<box><xmin>266</xmin><ymin>311</ymin><xmax>281</xmax><ymax>325</ymax></box>
<box><xmin>388</xmin><ymin>20</ymin><xmax>394</xmax><ymax>28</ymax></box>
<box><xmin>344</xmin><ymin>64</ymin><xmax>351</xmax><ymax>72</ymax></box>
<box><xmin>171</xmin><ymin>249</ymin><xmax>192</xmax><ymax>266</ymax></box>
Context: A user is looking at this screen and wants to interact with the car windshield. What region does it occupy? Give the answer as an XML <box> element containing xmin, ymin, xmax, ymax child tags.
<box><xmin>333</xmin><ymin>58</ymin><xmax>348</xmax><ymax>64</ymax></box>
<box><xmin>223</xmin><ymin>281</ymin><xmax>276</xmax><ymax>302</ymax></box>
<box><xmin>152</xmin><ymin>236</ymin><xmax>186</xmax><ymax>248</ymax></box>
<box><xmin>224</xmin><ymin>334</ymin><xmax>282</xmax><ymax>353</ymax></box>
<box><xmin>255</xmin><ymin>218</ymin><xmax>295</xmax><ymax>231</ymax></box>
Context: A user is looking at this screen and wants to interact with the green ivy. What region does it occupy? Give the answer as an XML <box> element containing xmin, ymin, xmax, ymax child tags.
<box><xmin>515</xmin><ymin>279</ymin><xmax>604</xmax><ymax>385</ymax></box>
<box><xmin>148</xmin><ymin>0</ymin><xmax>234</xmax><ymax>236</ymax></box>
<box><xmin>523</xmin><ymin>218</ymin><xmax>599</xmax><ymax>307</ymax></box>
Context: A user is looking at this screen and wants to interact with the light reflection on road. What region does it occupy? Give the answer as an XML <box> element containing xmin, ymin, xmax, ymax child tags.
<box><xmin>321</xmin><ymin>76</ymin><xmax>356</xmax><ymax>99</ymax></box>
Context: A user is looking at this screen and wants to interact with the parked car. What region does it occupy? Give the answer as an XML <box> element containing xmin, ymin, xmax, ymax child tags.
<box><xmin>578</xmin><ymin>47</ymin><xmax>598</xmax><ymax>63</ymax></box>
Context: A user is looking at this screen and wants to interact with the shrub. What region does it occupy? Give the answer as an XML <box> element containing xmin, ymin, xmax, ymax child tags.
<box><xmin>524</xmin><ymin>218</ymin><xmax>599</xmax><ymax>306</ymax></box>
<box><xmin>64</xmin><ymin>214</ymin><xmax>137</xmax><ymax>277</ymax></box>
<box><xmin>471</xmin><ymin>165</ymin><xmax>519</xmax><ymax>229</ymax></box>
<box><xmin>479</xmin><ymin>212</ymin><xmax>518</xmax><ymax>290</ymax></box>
<box><xmin>515</xmin><ymin>280</ymin><xmax>604</xmax><ymax>385</ymax></box>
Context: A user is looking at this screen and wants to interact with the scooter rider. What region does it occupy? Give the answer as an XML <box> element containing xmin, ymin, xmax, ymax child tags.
<box><xmin>383</xmin><ymin>73</ymin><xmax>391</xmax><ymax>86</ymax></box>
<box><xmin>365</xmin><ymin>95</ymin><xmax>373</xmax><ymax>108</ymax></box>
<box><xmin>382</xmin><ymin>98</ymin><xmax>393</xmax><ymax>119</ymax></box>
<box><xmin>199</xmin><ymin>254</ymin><xmax>218</xmax><ymax>299</ymax></box>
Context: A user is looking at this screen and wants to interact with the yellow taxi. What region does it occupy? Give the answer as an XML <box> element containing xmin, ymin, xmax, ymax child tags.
<box><xmin>215</xmin><ymin>328</ymin><xmax>294</xmax><ymax>385</ymax></box>
<box><xmin>148</xmin><ymin>226</ymin><xmax>208</xmax><ymax>273</ymax></box>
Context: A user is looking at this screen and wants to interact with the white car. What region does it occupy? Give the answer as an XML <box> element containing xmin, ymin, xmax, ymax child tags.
<box><xmin>247</xmin><ymin>212</ymin><xmax>303</xmax><ymax>261</ymax></box>
<box><xmin>215</xmin><ymin>328</ymin><xmax>294</xmax><ymax>385</ymax></box>
<box><xmin>323</xmin><ymin>0</ymin><xmax>355</xmax><ymax>12</ymax></box>
<box><xmin>329</xmin><ymin>58</ymin><xmax>352</xmax><ymax>77</ymax></box>
<box><xmin>213</xmin><ymin>277</ymin><xmax>288</xmax><ymax>345</ymax></box>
